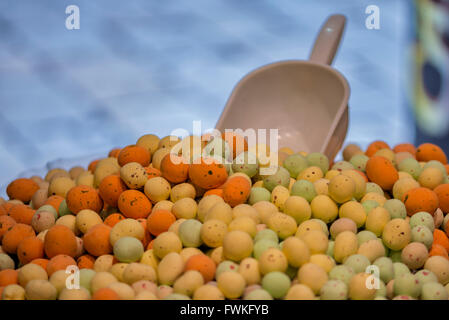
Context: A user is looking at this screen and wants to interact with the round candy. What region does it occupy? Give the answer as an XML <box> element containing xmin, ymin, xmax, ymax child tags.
<box><xmin>421</xmin><ymin>282</ymin><xmax>449</xmax><ymax>300</ymax></box>
<box><xmin>344</xmin><ymin>254</ymin><xmax>370</xmax><ymax>274</ymax></box>
<box><xmin>383</xmin><ymin>199</ymin><xmax>407</xmax><ymax>219</ymax></box>
<box><xmin>329</xmin><ymin>265</ymin><xmax>355</xmax><ymax>286</ymax></box>
<box><xmin>290</xmin><ymin>180</ymin><xmax>317</xmax><ymax>202</ymax></box>
<box><xmin>382</xmin><ymin>219</ymin><xmax>411</xmax><ymax>251</ymax></box>
<box><xmin>411</xmin><ymin>225</ymin><xmax>433</xmax><ymax>249</ymax></box>
<box><xmin>262</xmin><ymin>271</ymin><xmax>291</xmax><ymax>299</ymax></box>
<box><xmin>178</xmin><ymin>219</ymin><xmax>203</xmax><ymax>248</ymax></box>
<box><xmin>394</xmin><ymin>273</ymin><xmax>420</xmax><ymax>298</ymax></box>
<box><xmin>320</xmin><ymin>280</ymin><xmax>347</xmax><ymax>300</ymax></box>
<box><xmin>297</xmin><ymin>263</ymin><xmax>328</xmax><ymax>294</ymax></box>
<box><xmin>113</xmin><ymin>237</ymin><xmax>144</xmax><ymax>263</ymax></box>
<box><xmin>223</xmin><ymin>230</ymin><xmax>253</xmax><ymax>262</ymax></box>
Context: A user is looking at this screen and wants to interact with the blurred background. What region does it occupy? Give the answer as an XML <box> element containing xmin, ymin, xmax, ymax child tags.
<box><xmin>0</xmin><ymin>0</ymin><xmax>448</xmax><ymax>196</ymax></box>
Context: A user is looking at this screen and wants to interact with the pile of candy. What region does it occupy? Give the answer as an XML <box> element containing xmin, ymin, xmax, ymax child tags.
<box><xmin>0</xmin><ymin>134</ymin><xmax>448</xmax><ymax>300</ymax></box>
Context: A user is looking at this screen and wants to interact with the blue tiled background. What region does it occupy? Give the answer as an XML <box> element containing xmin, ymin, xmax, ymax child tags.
<box><xmin>0</xmin><ymin>0</ymin><xmax>413</xmax><ymax>196</ymax></box>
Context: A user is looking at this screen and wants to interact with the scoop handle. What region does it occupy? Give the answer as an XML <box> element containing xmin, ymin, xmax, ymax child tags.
<box><xmin>309</xmin><ymin>14</ymin><xmax>346</xmax><ymax>65</ymax></box>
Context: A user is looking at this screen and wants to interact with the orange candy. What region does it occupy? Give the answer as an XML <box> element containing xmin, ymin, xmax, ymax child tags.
<box><xmin>66</xmin><ymin>185</ymin><xmax>103</xmax><ymax>214</ymax></box>
<box><xmin>44</xmin><ymin>225</ymin><xmax>78</xmax><ymax>258</ymax></box>
<box><xmin>88</xmin><ymin>159</ymin><xmax>100</xmax><ymax>173</ymax></box>
<box><xmin>6</xmin><ymin>178</ymin><xmax>40</xmax><ymax>203</ymax></box>
<box><xmin>118</xmin><ymin>145</ymin><xmax>151</xmax><ymax>167</ymax></box>
<box><xmin>434</xmin><ymin>184</ymin><xmax>449</xmax><ymax>213</ymax></box>
<box><xmin>365</xmin><ymin>140</ymin><xmax>390</xmax><ymax>157</ymax></box>
<box><xmin>92</xmin><ymin>287</ymin><xmax>120</xmax><ymax>300</ymax></box>
<box><xmin>77</xmin><ymin>254</ymin><xmax>96</xmax><ymax>269</ymax></box>
<box><xmin>0</xmin><ymin>215</ymin><xmax>16</xmax><ymax>241</ymax></box>
<box><xmin>433</xmin><ymin>229</ymin><xmax>449</xmax><ymax>253</ymax></box>
<box><xmin>160</xmin><ymin>154</ymin><xmax>190</xmax><ymax>184</ymax></box>
<box><xmin>98</xmin><ymin>175</ymin><xmax>128</xmax><ymax>208</ymax></box>
<box><xmin>429</xmin><ymin>244</ymin><xmax>449</xmax><ymax>260</ymax></box>
<box><xmin>222</xmin><ymin>176</ymin><xmax>251</xmax><ymax>207</ymax></box>
<box><xmin>46</xmin><ymin>254</ymin><xmax>77</xmax><ymax>276</ymax></box>
<box><xmin>117</xmin><ymin>190</ymin><xmax>152</xmax><ymax>219</ymax></box>
<box><xmin>222</xmin><ymin>132</ymin><xmax>248</xmax><ymax>159</ymax></box>
<box><xmin>184</xmin><ymin>254</ymin><xmax>216</xmax><ymax>283</ymax></box>
<box><xmin>104</xmin><ymin>213</ymin><xmax>126</xmax><ymax>228</ymax></box>
<box><xmin>8</xmin><ymin>204</ymin><xmax>35</xmax><ymax>225</ymax></box>
<box><xmin>416</xmin><ymin>143</ymin><xmax>448</xmax><ymax>164</ymax></box>
<box><xmin>0</xmin><ymin>269</ymin><xmax>18</xmax><ymax>286</ymax></box>
<box><xmin>0</xmin><ymin>205</ymin><xmax>6</xmax><ymax>216</ymax></box>
<box><xmin>17</xmin><ymin>237</ymin><xmax>44</xmax><ymax>264</ymax></box>
<box><xmin>108</xmin><ymin>148</ymin><xmax>122</xmax><ymax>158</ymax></box>
<box><xmin>188</xmin><ymin>157</ymin><xmax>228</xmax><ymax>190</ymax></box>
<box><xmin>146</xmin><ymin>210</ymin><xmax>176</xmax><ymax>236</ymax></box>
<box><xmin>403</xmin><ymin>187</ymin><xmax>439</xmax><ymax>217</ymax></box>
<box><xmin>30</xmin><ymin>258</ymin><xmax>49</xmax><ymax>271</ymax></box>
<box><xmin>45</xmin><ymin>195</ymin><xmax>65</xmax><ymax>213</ymax></box>
<box><xmin>138</xmin><ymin>218</ymin><xmax>152</xmax><ymax>248</ymax></box>
<box><xmin>83</xmin><ymin>224</ymin><xmax>112</xmax><ymax>257</ymax></box>
<box><xmin>393</xmin><ymin>143</ymin><xmax>416</xmax><ymax>157</ymax></box>
<box><xmin>203</xmin><ymin>189</ymin><xmax>224</xmax><ymax>198</ymax></box>
<box><xmin>145</xmin><ymin>167</ymin><xmax>162</xmax><ymax>180</ymax></box>
<box><xmin>2</xmin><ymin>223</ymin><xmax>35</xmax><ymax>254</ymax></box>
<box><xmin>365</xmin><ymin>156</ymin><xmax>399</xmax><ymax>191</ymax></box>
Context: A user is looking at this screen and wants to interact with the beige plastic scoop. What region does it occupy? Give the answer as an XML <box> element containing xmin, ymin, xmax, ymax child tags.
<box><xmin>215</xmin><ymin>14</ymin><xmax>350</xmax><ymax>161</ymax></box>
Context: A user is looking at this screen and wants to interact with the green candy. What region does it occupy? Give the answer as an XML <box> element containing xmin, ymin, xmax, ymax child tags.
<box><xmin>365</xmin><ymin>183</ymin><xmax>384</xmax><ymax>196</ymax></box>
<box><xmin>383</xmin><ymin>199</ymin><xmax>407</xmax><ymax>219</ymax></box>
<box><xmin>329</xmin><ymin>265</ymin><xmax>355</xmax><ymax>286</ymax></box>
<box><xmin>204</xmin><ymin>137</ymin><xmax>232</xmax><ymax>161</ymax></box>
<box><xmin>58</xmin><ymin>200</ymin><xmax>72</xmax><ymax>217</ymax></box>
<box><xmin>411</xmin><ymin>225</ymin><xmax>433</xmax><ymax>249</ymax></box>
<box><xmin>244</xmin><ymin>289</ymin><xmax>273</xmax><ymax>300</ymax></box>
<box><xmin>362</xmin><ymin>200</ymin><xmax>379</xmax><ymax>214</ymax></box>
<box><xmin>178</xmin><ymin>219</ymin><xmax>202</xmax><ymax>248</ymax></box>
<box><xmin>409</xmin><ymin>211</ymin><xmax>435</xmax><ymax>232</ymax></box>
<box><xmin>263</xmin><ymin>167</ymin><xmax>291</xmax><ymax>192</ymax></box>
<box><xmin>253</xmin><ymin>239</ymin><xmax>279</xmax><ymax>260</ymax></box>
<box><xmin>306</xmin><ymin>152</ymin><xmax>329</xmax><ymax>175</ymax></box>
<box><xmin>415</xmin><ymin>269</ymin><xmax>439</xmax><ymax>286</ymax></box>
<box><xmin>215</xmin><ymin>261</ymin><xmax>239</xmax><ymax>278</ymax></box>
<box><xmin>113</xmin><ymin>236</ymin><xmax>144</xmax><ymax>263</ymax></box>
<box><xmin>320</xmin><ymin>280</ymin><xmax>347</xmax><ymax>300</ymax></box>
<box><xmin>290</xmin><ymin>180</ymin><xmax>317</xmax><ymax>202</ymax></box>
<box><xmin>282</xmin><ymin>154</ymin><xmax>308</xmax><ymax>178</ymax></box>
<box><xmin>393</xmin><ymin>273</ymin><xmax>420</xmax><ymax>298</ymax></box>
<box><xmin>393</xmin><ymin>262</ymin><xmax>411</xmax><ymax>278</ymax></box>
<box><xmin>344</xmin><ymin>254</ymin><xmax>371</xmax><ymax>274</ymax></box>
<box><xmin>375</xmin><ymin>280</ymin><xmax>387</xmax><ymax>298</ymax></box>
<box><xmin>262</xmin><ymin>271</ymin><xmax>291</xmax><ymax>299</ymax></box>
<box><xmin>389</xmin><ymin>250</ymin><xmax>403</xmax><ymax>263</ymax></box>
<box><xmin>357</xmin><ymin>230</ymin><xmax>378</xmax><ymax>246</ymax></box>
<box><xmin>36</xmin><ymin>204</ymin><xmax>58</xmax><ymax>220</ymax></box>
<box><xmin>421</xmin><ymin>282</ymin><xmax>449</xmax><ymax>300</ymax></box>
<box><xmin>248</xmin><ymin>187</ymin><xmax>271</xmax><ymax>205</ymax></box>
<box><xmin>398</xmin><ymin>158</ymin><xmax>422</xmax><ymax>179</ymax></box>
<box><xmin>373</xmin><ymin>257</ymin><xmax>394</xmax><ymax>283</ymax></box>
<box><xmin>232</xmin><ymin>152</ymin><xmax>259</xmax><ymax>178</ymax></box>
<box><xmin>349</xmin><ymin>154</ymin><xmax>369</xmax><ymax>172</ymax></box>
<box><xmin>254</xmin><ymin>229</ymin><xmax>279</xmax><ymax>243</ymax></box>
<box><xmin>331</xmin><ymin>161</ymin><xmax>354</xmax><ymax>171</ymax></box>
<box><xmin>79</xmin><ymin>269</ymin><xmax>96</xmax><ymax>293</ymax></box>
